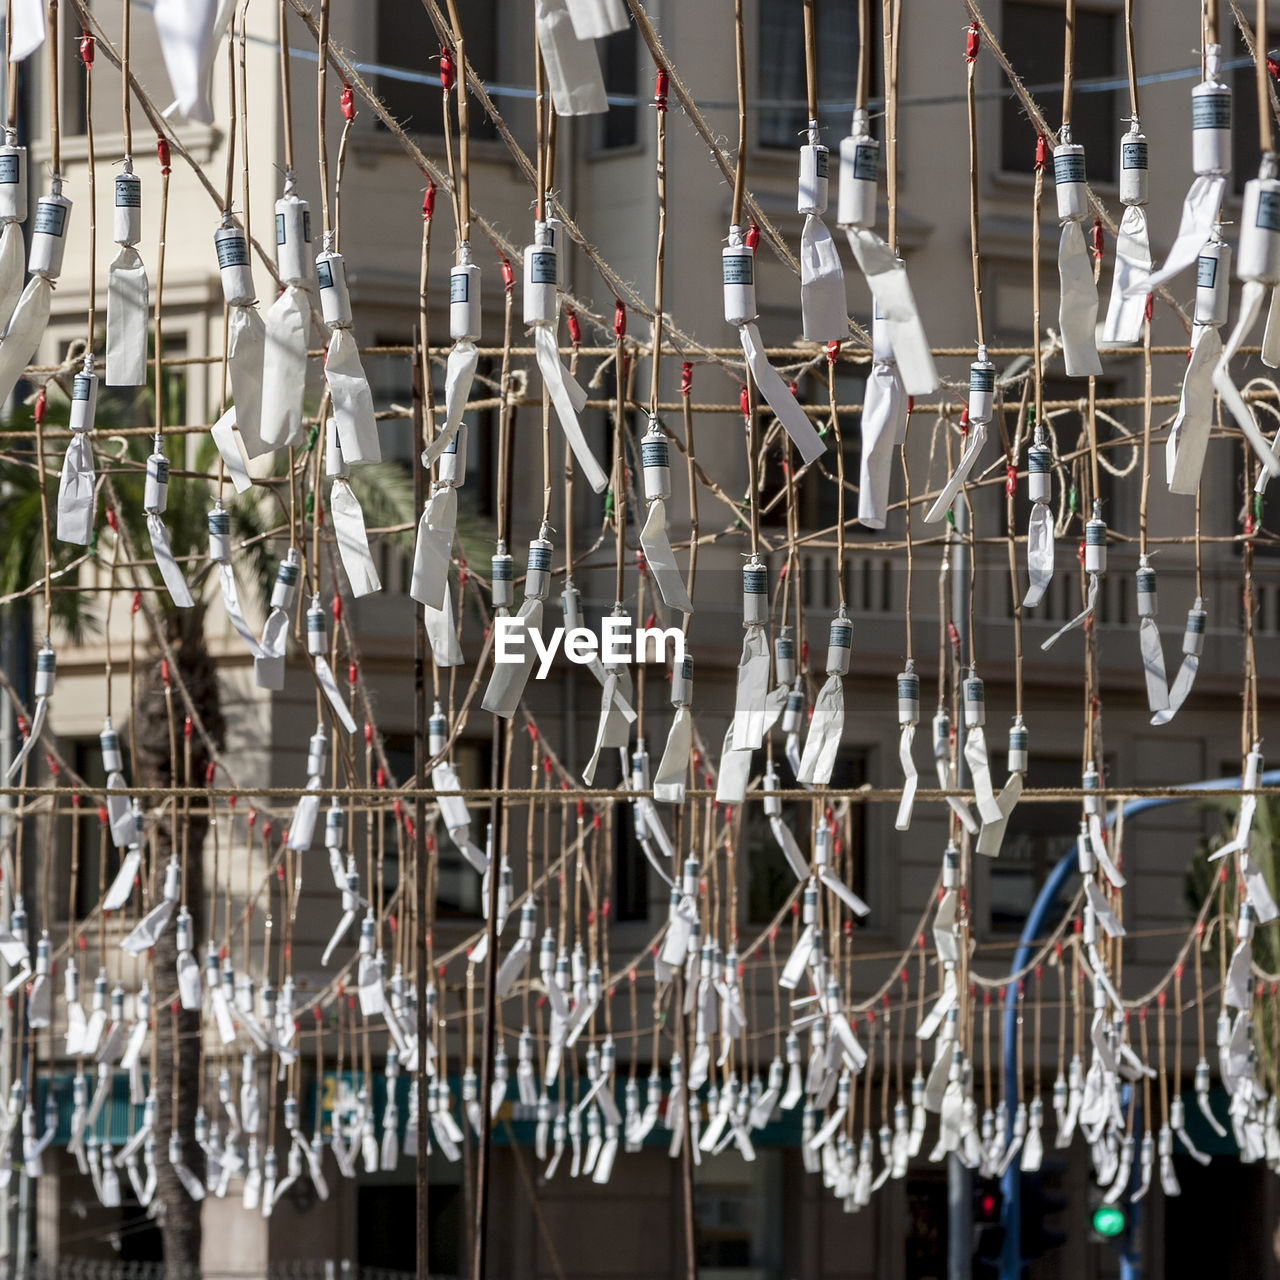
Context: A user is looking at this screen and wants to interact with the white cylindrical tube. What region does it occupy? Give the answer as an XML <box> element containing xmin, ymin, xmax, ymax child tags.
<box><xmin>763</xmin><ymin>765</ymin><xmax>782</xmax><ymax>818</ymax></box>
<box><xmin>306</xmin><ymin>727</ymin><xmax>327</xmax><ymax>779</ymax></box>
<box><xmin>215</xmin><ymin>225</ymin><xmax>254</xmax><ymax>306</ymax></box>
<box><xmin>526</xmin><ymin>537</ymin><xmax>553</xmax><ymax>600</ymax></box>
<box><xmin>100</xmin><ymin>723</ymin><xmax>123</xmax><ymax>773</ymax></box>
<box><xmin>271</xmin><ymin>552</ymin><xmax>300</xmax><ymax>612</ymax></box>
<box><xmin>1082</xmin><ymin>761</ymin><xmax>1101</xmax><ymax>814</ymax></box>
<box><xmin>1237</xmin><ymin>165</ymin><xmax>1280</xmax><ymax>285</ymax></box>
<box><xmin>176</xmin><ymin>908</ymin><xmax>192</xmax><ymax>954</ymax></box>
<box><xmin>316</xmin><ymin>250</ymin><xmax>353</xmax><ymax>326</ymax></box>
<box><xmin>208</xmin><ymin>508</ymin><xmax>231</xmax><ymax>563</ymax></box>
<box><xmin>837</xmin><ymin>114</ymin><xmax>879</xmax><ymax>229</ymax></box>
<box><xmin>0</xmin><ymin>143</ymin><xmax>27</xmax><ymax>222</ymax></box>
<box><xmin>782</xmin><ymin>687</ymin><xmax>803</xmax><ymax>734</ymax></box>
<box><xmin>968</xmin><ymin>350</ymin><xmax>995</xmax><ymax>423</ymax></box>
<box><xmin>942</xmin><ymin>846</ymin><xmax>959</xmax><ymax>889</ymax></box>
<box><xmin>802</xmin><ymin>881</ymin><xmax>818</xmax><ymax>924</ymax></box>
<box><xmin>671</xmin><ymin>653</ymin><xmax>693</xmax><ymax>707</ymax></box>
<box><xmin>641</xmin><ymin>422</ymin><xmax>671</xmax><ymax>501</ymax></box>
<box><xmin>722</xmin><ymin>237</ymin><xmax>757</xmax><ymax>326</ymax></box>
<box><xmin>742</xmin><ymin>559</ymin><xmax>768</xmax><ymax>626</ymax></box>
<box><xmin>1195</xmin><ymin>237</ymin><xmax>1231</xmax><ymax>327</ymax></box>
<box><xmin>897</xmin><ymin>665</ymin><xmax>919</xmax><ymax>725</ymax></box>
<box><xmin>1053</xmin><ymin>143</ymin><xmax>1087</xmax><ymax>222</ymax></box>
<box><xmin>325</xmin><ymin>803</ymin><xmax>344</xmax><ymax>851</ymax></box>
<box><xmin>274</xmin><ymin>192</ymin><xmax>313</xmax><ymax>286</ymax></box>
<box><xmin>1008</xmin><ymin>719</ymin><xmax>1029</xmax><ymax>774</ymax></box>
<box><xmin>775</xmin><ymin>630</ymin><xmax>796</xmax><ymax>686</ymax></box>
<box><xmin>437</xmin><ymin>422</ymin><xmax>468</xmax><ymax>487</ymax></box>
<box><xmin>798</xmin><ymin>142</ymin><xmax>829</xmax><ymax>215</ymax></box>
<box><xmin>144</xmin><ymin>452</ymin><xmax>169</xmax><ymax>513</ymax></box>
<box><xmin>70</xmin><ymin>368</ymin><xmax>99</xmax><ymax>434</ymax></box>
<box><xmin>1183</xmin><ymin>599</ymin><xmax>1207</xmax><ymax>657</ymax></box>
<box><xmin>1136</xmin><ymin>563</ymin><xmax>1157</xmax><ymax>618</ymax></box>
<box><xmin>428</xmin><ymin>706</ymin><xmax>448</xmax><ymax>756</ymax></box>
<box><xmin>523</xmin><ymin>230</ymin><xmax>558</xmax><ymax>326</ymax></box>
<box><xmin>1027</xmin><ymin>434</ymin><xmax>1051</xmax><ymax>503</ymax></box>
<box><xmin>113</xmin><ymin>171</ymin><xmax>142</xmax><ymax>246</ymax></box>
<box><xmin>30</xmin><ymin>191</ymin><xmax>72</xmax><ymax>279</ymax></box>
<box><xmin>491</xmin><ymin>546</ymin><xmax>514</xmax><ymax>609</ymax></box>
<box><xmin>306</xmin><ymin>601</ymin><xmax>327</xmax><ymax>655</ymax></box>
<box><xmin>963</xmin><ymin>671</ymin><xmax>985</xmax><ymax>728</ymax></box>
<box><xmin>1191</xmin><ymin>61</ymin><xmax>1231</xmax><ymax>177</ymax></box>
<box><xmin>826</xmin><ymin>616</ymin><xmax>852</xmax><ymax>677</ymax></box>
<box><xmin>1118</xmin><ymin>125</ymin><xmax>1148</xmax><ymax>206</ymax></box>
<box><xmin>1084</xmin><ymin>508</ymin><xmax>1107</xmax><ymax>575</ymax></box>
<box><xmin>450</xmin><ymin>256</ymin><xmax>481</xmax><ymax>343</ymax></box>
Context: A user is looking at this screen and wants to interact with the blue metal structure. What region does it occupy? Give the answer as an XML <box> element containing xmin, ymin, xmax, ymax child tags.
<box><xmin>997</xmin><ymin>769</ymin><xmax>1280</xmax><ymax>1279</ymax></box>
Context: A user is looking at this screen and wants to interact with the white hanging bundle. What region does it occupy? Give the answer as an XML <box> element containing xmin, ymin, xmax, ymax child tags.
<box><xmin>524</xmin><ymin>224</ymin><xmax>608</xmax><ymax>490</ymax></box>
<box><xmin>153</xmin><ymin>0</ymin><xmax>233</xmax><ymax>125</ymax></box>
<box><xmin>534</xmin><ymin>0</ymin><xmax>608</xmax><ymax>116</ymax></box>
<box><xmin>286</xmin><ymin>723</ymin><xmax>328</xmax><ymax>852</ymax></box>
<box><xmin>1212</xmin><ymin>155</ymin><xmax>1280</xmax><ymax>478</ymax></box>
<box><xmin>255</xmin><ymin>548</ymin><xmax>299</xmax><ymax>690</ymax></box>
<box><xmin>797</xmin><ymin>609</ymin><xmax>850</xmax><ymax>787</ymax></box>
<box><xmin>894</xmin><ymin>662</ymin><xmax>919</xmax><ymax>830</ymax></box>
<box><xmin>797</xmin><ymin>125</ymin><xmax>847</xmax><ymax>343</ymax></box>
<box><xmin>328</xmin><ymin>421</ymin><xmax>382</xmax><ymax>599</ymax></box>
<box><xmin>1134</xmin><ymin>558</ymin><xmax>1169</xmax><ymax>715</ymax></box>
<box><xmin>482</xmin><ymin>526</ymin><xmax>554</xmax><ymax>718</ymax></box>
<box><xmin>731</xmin><ymin>556</ymin><xmax>772</xmax><ymax>753</ymax></box>
<box><xmin>0</xmin><ymin>130</ymin><xmax>28</xmax><ymax>333</ymax></box>
<box><xmin>106</xmin><ymin>163</ymin><xmax>148</xmax><ymax>387</ymax></box>
<box><xmin>427</xmin><ymin>705</ymin><xmax>488</xmax><ymax>874</ymax></box>
<box><xmin>858</xmin><ymin>307</ymin><xmax>909</xmax><ymax>529</ymax></box>
<box><xmin>637</xmin><ymin>417</ymin><xmax>693</xmax><ymax>613</ymax></box>
<box><xmin>976</xmin><ymin>717</ymin><xmax>1028</xmax><ymax>857</ymax></box>
<box><xmin>1053</xmin><ymin>131</ymin><xmax>1102</xmax><ymax>378</ymax></box>
<box><xmin>1022</xmin><ymin>425</ymin><xmax>1054</xmax><ymax>607</ymax></box>
<box><xmin>143</xmin><ymin>437</ymin><xmax>194</xmax><ymax>608</ymax></box>
<box><xmin>56</xmin><ymin>358</ymin><xmax>98</xmax><ymax>545</ymax></box>
<box><xmin>0</xmin><ymin>179</ymin><xmax>71</xmax><ymax>406</ymax></box>
<box><xmin>6</xmin><ymin>643</ymin><xmax>54</xmax><ymax>780</ymax></box>
<box><xmin>837</xmin><ymin>109</ymin><xmax>937</xmax><ymax>395</ymax></box>
<box><xmin>318</xmin><ymin>240</ymin><xmax>381</xmax><ymax>466</ymax></box>
<box><xmin>424</xmin><ymin>243</ymin><xmax>481</xmax><ymax>467</ymax></box>
<box><xmin>653</xmin><ymin>654</ymin><xmax>694</xmax><ymax>804</ymax></box>
<box><xmin>925</xmin><ymin>349</ymin><xmax>993</xmax><ymax>523</ymax></box>
<box><xmin>208</xmin><ymin>505</ymin><xmax>261</xmax><ymax>659</ymax></box>
<box><xmin>723</xmin><ymin>225</ymin><xmax>825</xmax><ymax>466</ymax></box>
<box><xmin>1151</xmin><ymin>598</ymin><xmax>1206</xmax><ymax>726</ymax></box>
<box><xmin>216</xmin><ymin>219</ymin><xmax>269</xmax><ymax>458</ymax></box>
<box><xmin>120</xmin><ymin>859</ymin><xmax>180</xmax><ymax>955</ymax></box>
<box><xmin>1101</xmin><ymin>120</ymin><xmax>1151</xmax><ymax>346</ymax></box>
<box><xmin>304</xmin><ymin>596</ymin><xmax>357</xmax><ymax>734</ymax></box>
<box><xmin>1041</xmin><ymin>502</ymin><xmax>1105</xmax><ymax>650</ymax></box>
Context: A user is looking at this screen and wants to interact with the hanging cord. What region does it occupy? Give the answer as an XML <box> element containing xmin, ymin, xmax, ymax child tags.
<box><xmin>648</xmin><ymin>62</ymin><xmax>667</xmax><ymax>418</ymax></box>
<box><xmin>729</xmin><ymin>0</ymin><xmax>747</xmax><ymax>230</ymax></box>
<box><xmin>965</xmin><ymin>19</ymin><xmax>984</xmax><ymax>348</ymax></box>
<box><xmin>1032</xmin><ymin>137</ymin><xmax>1044</xmax><ymax>428</ymax></box>
<box><xmin>5</xmin><ymin>0</ymin><xmax>14</xmax><ymax>131</ymax></box>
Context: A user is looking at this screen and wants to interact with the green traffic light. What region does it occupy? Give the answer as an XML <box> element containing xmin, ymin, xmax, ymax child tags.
<box><xmin>1091</xmin><ymin>1205</ymin><xmax>1127</xmax><ymax>1239</ymax></box>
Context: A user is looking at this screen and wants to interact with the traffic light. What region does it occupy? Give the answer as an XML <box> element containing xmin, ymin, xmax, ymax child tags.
<box><xmin>972</xmin><ymin>1177</ymin><xmax>1005</xmax><ymax>1278</ymax></box>
<box><xmin>1087</xmin><ymin>1178</ymin><xmax>1129</xmax><ymax>1246</ymax></box>
<box><xmin>1022</xmin><ymin>1164</ymin><xmax>1068</xmax><ymax>1261</ymax></box>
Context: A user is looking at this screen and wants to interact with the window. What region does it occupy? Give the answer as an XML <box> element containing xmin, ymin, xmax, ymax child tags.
<box><xmin>376</xmin><ymin>0</ymin><xmax>498</xmax><ymax>140</ymax></box>
<box><xmin>1000</xmin><ymin>2</ymin><xmax>1119</xmax><ymax>179</ymax></box>
<box><xmin>757</xmin><ymin>0</ymin><xmax>871</xmax><ymax>149</ymax></box>
<box><xmin>596</xmin><ymin>24</ymin><xmax>638</xmax><ymax>150</ymax></box>
<box><xmin>987</xmin><ymin>754</ymin><xmax>1088</xmax><ymax>933</ymax></box>
<box><xmin>613</xmin><ymin>799</ymin><xmax>650</xmax><ymax>922</ymax></box>
<box><xmin>694</xmin><ymin>1150</ymin><xmax>782</xmax><ymax>1271</ymax></box>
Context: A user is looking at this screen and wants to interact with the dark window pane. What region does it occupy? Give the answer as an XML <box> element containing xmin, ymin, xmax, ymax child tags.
<box><xmin>758</xmin><ymin>0</ymin><xmax>871</xmax><ymax>149</ymax></box>
<box><xmin>1232</xmin><ymin>28</ymin><xmax>1262</xmax><ymax>195</ymax></box>
<box><xmin>376</xmin><ymin>0</ymin><xmax>497</xmax><ymax>140</ymax></box>
<box><xmin>1001</xmin><ymin>3</ymin><xmax>1118</xmax><ymax>178</ymax></box>
<box><xmin>598</xmin><ymin>25</ymin><xmax>638</xmax><ymax>149</ymax></box>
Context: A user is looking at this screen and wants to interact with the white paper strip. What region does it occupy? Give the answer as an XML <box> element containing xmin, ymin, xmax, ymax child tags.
<box><xmin>0</xmin><ymin>276</ymin><xmax>51</xmax><ymax>407</ymax></box>
<box><xmin>895</xmin><ymin>724</ymin><xmax>918</xmax><ymax>831</ymax></box>
<box><xmin>800</xmin><ymin>214</ymin><xmax>847</xmax><ymax>343</ymax></box>
<box><xmin>153</xmin><ymin>0</ymin><xmax>229</xmax><ymax>125</ymax></box>
<box><xmin>10</xmin><ymin>0</ymin><xmax>46</xmax><ymax>60</ymax></box>
<box><xmin>739</xmin><ymin>323</ymin><xmax>826</xmax><ymax>465</ymax></box>
<box><xmin>1213</xmin><ymin>280</ymin><xmax>1280</xmax><ymax>476</ymax></box>
<box><xmin>482</xmin><ymin>599</ymin><xmax>544</xmax><ymax>719</ymax></box>
<box><xmin>1139</xmin><ymin>616</ymin><xmax>1169</xmax><ymax>714</ymax></box>
<box><xmin>1023</xmin><ymin>502</ymin><xmax>1054</xmax><ymax>608</ymax></box>
<box><xmin>925</xmin><ymin>423</ymin><xmax>986</xmax><ymax>523</ymax></box>
<box><xmin>1040</xmin><ymin>573</ymin><xmax>1098</xmax><ymax>651</ymax></box>
<box><xmin>217</xmin><ymin>561</ymin><xmax>262</xmax><ymax>657</ymax></box>
<box><xmin>859</xmin><ymin>360</ymin><xmax>907</xmax><ymax>529</ymax></box>
<box><xmin>797</xmin><ymin>674</ymin><xmax>843</xmax><ymax>786</ymax></box>
<box><xmin>1058</xmin><ymin>219</ymin><xmax>1102</xmax><ymax>378</ymax></box>
<box><xmin>844</xmin><ymin>228</ymin><xmax>938</xmax><ymax>395</ymax></box>
<box><xmin>639</xmin><ymin>500</ymin><xmax>693</xmax><ymax>614</ymax></box>
<box><xmin>533</xmin><ymin>326</ymin><xmax>609</xmax><ymax>491</ymax></box>
<box><xmin>209</xmin><ymin>406</ymin><xmax>253</xmax><ymax>495</ymax></box>
<box><xmin>106</xmin><ymin>246</ymin><xmax>149</xmax><ymax>387</ymax></box>
<box><xmin>535</xmin><ymin>0</ymin><xmax>609</xmax><ymax>116</ymax></box>
<box><xmin>731</xmin><ymin>627</ymin><xmax>771</xmax><ymax>751</ymax></box>
<box><xmin>425</xmin><ymin>584</ymin><xmax>464</xmax><ymax>667</ymax></box>
<box><xmin>326</xmin><ymin>328</ymin><xmax>381</xmax><ymax>465</ymax></box>
<box><xmin>146</xmin><ymin>513</ymin><xmax>194</xmax><ymax>608</ymax></box>
<box><xmin>424</xmin><ymin>341</ymin><xmax>479</xmax><ymax>465</ymax></box>
<box><xmin>56</xmin><ymin>433</ymin><xmax>95</xmax><ymax>545</ymax></box>
<box><xmin>410</xmin><ymin>485</ymin><xmax>457</xmax><ymax>610</ymax></box>
<box><xmin>1127</xmin><ymin>174</ymin><xmax>1225</xmax><ymax>294</ymax></box>
<box><xmin>260</xmin><ymin>285</ymin><xmax>310</xmax><ymax>450</ymax></box>
<box><xmin>1101</xmin><ymin>205</ymin><xmax>1151</xmax><ymax>346</ymax></box>
<box><xmin>330</xmin><ymin>479</ymin><xmax>382</xmax><ymax>598</ymax></box>
<box><xmin>0</xmin><ymin>222</ymin><xmax>24</xmax><ymax>336</ymax></box>
<box><xmin>653</xmin><ymin>706</ymin><xmax>692</xmax><ymax>804</ymax></box>
<box><xmin>227</xmin><ymin>305</ymin><xmax>268</xmax><ymax>458</ymax></box>
<box><xmin>314</xmin><ymin>656</ymin><xmax>357</xmax><ymax>734</ymax></box>
<box><xmin>564</xmin><ymin>0</ymin><xmax>627</xmax><ymax>38</ymax></box>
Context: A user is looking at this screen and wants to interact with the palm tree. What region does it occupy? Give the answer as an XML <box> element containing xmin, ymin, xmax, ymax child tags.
<box><xmin>0</xmin><ymin>367</ymin><xmax>415</xmax><ymax>1271</ymax></box>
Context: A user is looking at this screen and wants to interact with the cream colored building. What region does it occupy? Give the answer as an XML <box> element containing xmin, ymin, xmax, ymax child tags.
<box><xmin>5</xmin><ymin>0</ymin><xmax>1280</xmax><ymax>1277</ymax></box>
